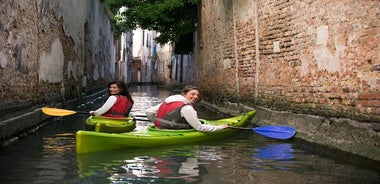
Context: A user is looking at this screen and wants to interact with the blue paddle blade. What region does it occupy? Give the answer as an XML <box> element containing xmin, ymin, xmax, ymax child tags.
<box><xmin>252</xmin><ymin>126</ymin><xmax>296</xmax><ymax>139</ymax></box>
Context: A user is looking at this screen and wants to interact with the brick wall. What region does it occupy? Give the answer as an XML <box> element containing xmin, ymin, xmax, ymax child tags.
<box><xmin>196</xmin><ymin>0</ymin><xmax>380</xmax><ymax>123</ymax></box>
<box><xmin>0</xmin><ymin>0</ymin><xmax>115</xmax><ymax>116</ymax></box>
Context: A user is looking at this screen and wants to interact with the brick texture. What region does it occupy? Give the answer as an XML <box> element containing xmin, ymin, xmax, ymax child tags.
<box><xmin>196</xmin><ymin>0</ymin><xmax>380</xmax><ymax>123</ymax></box>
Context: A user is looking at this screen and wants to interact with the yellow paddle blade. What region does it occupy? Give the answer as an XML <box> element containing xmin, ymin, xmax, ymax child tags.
<box><xmin>41</xmin><ymin>107</ymin><xmax>77</xmax><ymax>116</ymax></box>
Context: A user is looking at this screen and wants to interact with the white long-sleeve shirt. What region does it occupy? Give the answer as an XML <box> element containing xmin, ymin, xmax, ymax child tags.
<box><xmin>146</xmin><ymin>95</ymin><xmax>224</xmax><ymax>132</ymax></box>
<box><xmin>92</xmin><ymin>96</ymin><xmax>118</xmax><ymax>116</ymax></box>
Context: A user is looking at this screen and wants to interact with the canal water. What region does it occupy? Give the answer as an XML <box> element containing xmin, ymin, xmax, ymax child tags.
<box><xmin>0</xmin><ymin>85</ymin><xmax>379</xmax><ymax>184</ymax></box>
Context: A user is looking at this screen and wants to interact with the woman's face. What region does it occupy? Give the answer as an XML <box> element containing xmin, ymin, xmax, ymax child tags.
<box><xmin>109</xmin><ymin>84</ymin><xmax>122</xmax><ymax>95</ymax></box>
<box><xmin>182</xmin><ymin>89</ymin><xmax>200</xmax><ymax>104</ymax></box>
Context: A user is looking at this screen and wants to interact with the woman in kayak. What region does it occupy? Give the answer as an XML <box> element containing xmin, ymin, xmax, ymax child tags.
<box><xmin>146</xmin><ymin>85</ymin><xmax>228</xmax><ymax>132</ymax></box>
<box><xmin>89</xmin><ymin>80</ymin><xmax>134</xmax><ymax>117</ymax></box>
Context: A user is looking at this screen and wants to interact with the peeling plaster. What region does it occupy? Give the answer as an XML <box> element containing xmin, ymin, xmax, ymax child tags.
<box><xmin>314</xmin><ymin>25</ymin><xmax>341</xmax><ymax>73</ymax></box>
<box><xmin>101</xmin><ymin>64</ymin><xmax>105</xmax><ymax>79</ymax></box>
<box><xmin>93</xmin><ymin>62</ymin><xmax>99</xmax><ymax>80</ymax></box>
<box><xmin>316</xmin><ymin>25</ymin><xmax>328</xmax><ymax>46</ymax></box>
<box><xmin>67</xmin><ymin>60</ymin><xmax>78</xmax><ymax>80</ymax></box>
<box><xmin>37</xmin><ymin>0</ymin><xmax>115</xmax><ymax>82</ymax></box>
<box><xmin>38</xmin><ymin>38</ymin><xmax>64</xmax><ymax>82</ymax></box>
<box><xmin>313</xmin><ymin>47</ymin><xmax>340</xmax><ymax>73</ymax></box>
<box><xmin>0</xmin><ymin>52</ymin><xmax>7</xmax><ymax>68</ymax></box>
<box><xmin>301</xmin><ymin>58</ymin><xmax>310</xmax><ymax>76</ymax></box>
<box><xmin>44</xmin><ymin>0</ymin><xmax>90</xmax><ymax>49</ymax></box>
<box><xmin>273</xmin><ymin>41</ymin><xmax>280</xmax><ymax>53</ymax></box>
<box><xmin>223</xmin><ymin>58</ymin><xmax>231</xmax><ymax>69</ymax></box>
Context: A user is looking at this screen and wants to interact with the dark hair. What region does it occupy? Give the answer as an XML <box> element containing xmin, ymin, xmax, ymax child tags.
<box><xmin>180</xmin><ymin>85</ymin><xmax>202</xmax><ymax>102</ymax></box>
<box><xmin>108</xmin><ymin>80</ymin><xmax>134</xmax><ymax>104</ymax></box>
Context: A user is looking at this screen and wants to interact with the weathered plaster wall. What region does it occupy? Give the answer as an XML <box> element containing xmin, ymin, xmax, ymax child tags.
<box><xmin>0</xmin><ymin>0</ymin><xmax>115</xmax><ymax>117</ymax></box>
<box><xmin>198</xmin><ymin>0</ymin><xmax>380</xmax><ymax>122</ymax></box>
<box><xmin>255</xmin><ymin>0</ymin><xmax>379</xmax><ymax>122</ymax></box>
<box><xmin>197</xmin><ymin>0</ymin><xmax>380</xmax><ymax>160</ymax></box>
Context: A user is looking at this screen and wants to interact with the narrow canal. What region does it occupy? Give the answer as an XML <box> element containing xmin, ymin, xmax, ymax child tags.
<box><xmin>0</xmin><ymin>85</ymin><xmax>379</xmax><ymax>184</ymax></box>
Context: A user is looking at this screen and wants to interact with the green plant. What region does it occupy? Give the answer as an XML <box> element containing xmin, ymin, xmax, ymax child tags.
<box><xmin>106</xmin><ymin>0</ymin><xmax>199</xmax><ymax>44</ymax></box>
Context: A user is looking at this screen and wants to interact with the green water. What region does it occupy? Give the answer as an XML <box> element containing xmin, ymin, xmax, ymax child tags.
<box><xmin>0</xmin><ymin>85</ymin><xmax>378</xmax><ymax>184</ymax></box>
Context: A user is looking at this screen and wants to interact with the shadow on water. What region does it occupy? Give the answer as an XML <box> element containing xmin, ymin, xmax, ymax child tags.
<box><xmin>0</xmin><ymin>85</ymin><xmax>379</xmax><ymax>184</ymax></box>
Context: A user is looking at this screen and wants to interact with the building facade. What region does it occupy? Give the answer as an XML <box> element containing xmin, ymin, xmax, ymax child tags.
<box><xmin>196</xmin><ymin>0</ymin><xmax>380</xmax><ymax>160</ymax></box>
<box><xmin>132</xmin><ymin>29</ymin><xmax>173</xmax><ymax>85</ymax></box>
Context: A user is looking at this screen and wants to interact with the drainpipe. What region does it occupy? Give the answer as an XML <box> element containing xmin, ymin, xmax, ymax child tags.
<box><xmin>254</xmin><ymin>0</ymin><xmax>260</xmax><ymax>104</ymax></box>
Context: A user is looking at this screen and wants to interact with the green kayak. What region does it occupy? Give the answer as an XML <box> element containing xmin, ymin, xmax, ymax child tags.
<box><xmin>85</xmin><ymin>116</ymin><xmax>136</xmax><ymax>133</ymax></box>
<box><xmin>76</xmin><ymin>110</ymin><xmax>256</xmax><ymax>154</ymax></box>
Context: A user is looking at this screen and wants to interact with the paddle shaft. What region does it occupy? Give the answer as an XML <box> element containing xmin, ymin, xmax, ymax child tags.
<box><xmin>75</xmin><ymin>111</ymin><xmax>90</xmax><ymax>114</ymax></box>
<box><xmin>73</xmin><ymin>111</ymin><xmax>150</xmax><ymax>121</ymax></box>
<box><xmin>229</xmin><ymin>127</ymin><xmax>253</xmax><ymax>130</ymax></box>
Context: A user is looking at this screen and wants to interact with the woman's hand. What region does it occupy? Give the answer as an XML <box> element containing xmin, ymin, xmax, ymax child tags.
<box><xmin>221</xmin><ymin>125</ymin><xmax>230</xmax><ymax>129</ymax></box>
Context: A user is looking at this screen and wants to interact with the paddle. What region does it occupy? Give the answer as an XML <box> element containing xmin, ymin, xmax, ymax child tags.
<box><xmin>41</xmin><ymin>107</ymin><xmax>150</xmax><ymax>121</ymax></box>
<box><xmin>42</xmin><ymin>107</ymin><xmax>88</xmax><ymax>116</ymax></box>
<box><xmin>229</xmin><ymin>126</ymin><xmax>296</xmax><ymax>140</ymax></box>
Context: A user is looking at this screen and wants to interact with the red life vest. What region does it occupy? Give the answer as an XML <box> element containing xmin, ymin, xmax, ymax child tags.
<box><xmin>103</xmin><ymin>96</ymin><xmax>132</xmax><ymax>117</ymax></box>
<box><xmin>154</xmin><ymin>101</ymin><xmax>190</xmax><ymax>129</ymax></box>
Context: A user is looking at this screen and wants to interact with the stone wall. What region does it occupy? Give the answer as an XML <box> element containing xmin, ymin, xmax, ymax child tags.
<box><xmin>0</xmin><ymin>0</ymin><xmax>115</xmax><ymax>117</ymax></box>
<box><xmin>197</xmin><ymin>0</ymin><xmax>380</xmax><ymax>123</ymax></box>
<box><xmin>196</xmin><ymin>0</ymin><xmax>380</xmax><ymax>160</ymax></box>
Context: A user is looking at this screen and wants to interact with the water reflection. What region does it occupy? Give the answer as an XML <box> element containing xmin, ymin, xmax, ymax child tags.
<box><xmin>107</xmin><ymin>156</ymin><xmax>200</xmax><ymax>183</ymax></box>
<box><xmin>77</xmin><ymin>146</ymin><xmax>206</xmax><ymax>183</ymax></box>
<box><xmin>33</xmin><ymin>118</ymin><xmax>82</xmax><ymax>183</ymax></box>
<box><xmin>251</xmin><ymin>143</ymin><xmax>294</xmax><ymax>171</ymax></box>
<box><xmin>77</xmin><ymin>142</ymin><xmax>297</xmax><ymax>183</ymax></box>
<box><xmin>129</xmin><ymin>85</ymin><xmax>172</xmax><ymax>113</ymax></box>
